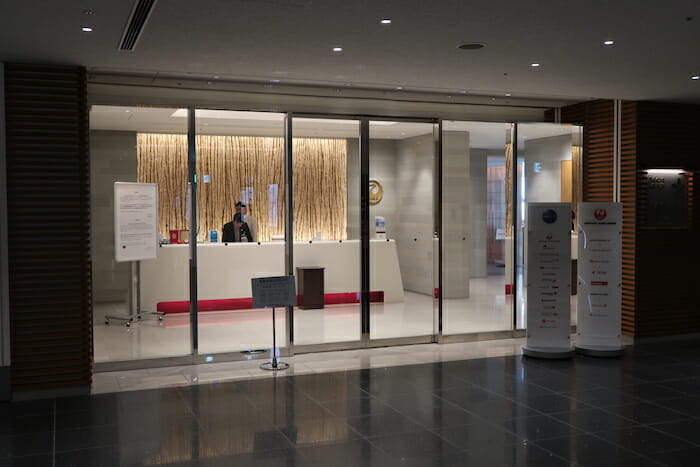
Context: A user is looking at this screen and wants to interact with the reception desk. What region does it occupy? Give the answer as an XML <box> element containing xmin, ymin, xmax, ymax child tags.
<box><xmin>140</xmin><ymin>239</ymin><xmax>404</xmax><ymax>311</ymax></box>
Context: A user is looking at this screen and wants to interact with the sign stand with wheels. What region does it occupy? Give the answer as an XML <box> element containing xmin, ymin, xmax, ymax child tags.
<box><xmin>105</xmin><ymin>182</ymin><xmax>163</xmax><ymax>327</ymax></box>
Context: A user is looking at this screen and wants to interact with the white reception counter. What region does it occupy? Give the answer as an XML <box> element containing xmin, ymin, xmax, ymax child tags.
<box><xmin>140</xmin><ymin>239</ymin><xmax>405</xmax><ymax>311</ymax></box>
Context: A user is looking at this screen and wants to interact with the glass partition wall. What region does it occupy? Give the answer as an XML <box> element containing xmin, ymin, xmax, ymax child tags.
<box><xmin>90</xmin><ymin>106</ymin><xmax>582</xmax><ymax>368</ymax></box>
<box><xmin>90</xmin><ymin>105</ymin><xmax>191</xmax><ymax>363</ymax></box>
<box><xmin>441</xmin><ymin>122</ymin><xmax>514</xmax><ymax>335</ymax></box>
<box><xmin>194</xmin><ymin>110</ymin><xmax>287</xmax><ymax>355</ymax></box>
<box><xmin>369</xmin><ymin>121</ymin><xmax>437</xmax><ymax>341</ymax></box>
<box><xmin>515</xmin><ymin>124</ymin><xmax>583</xmax><ymax>329</ymax></box>
<box><xmin>291</xmin><ymin>117</ymin><xmax>362</xmax><ymax>346</ymax></box>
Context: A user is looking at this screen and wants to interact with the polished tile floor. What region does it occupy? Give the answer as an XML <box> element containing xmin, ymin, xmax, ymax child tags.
<box><xmin>94</xmin><ymin>275</ymin><xmax>528</xmax><ymax>362</ymax></box>
<box><xmin>4</xmin><ymin>339</ymin><xmax>700</xmax><ymax>466</ymax></box>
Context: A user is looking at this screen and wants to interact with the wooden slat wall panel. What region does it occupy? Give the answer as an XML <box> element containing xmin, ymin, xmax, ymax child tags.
<box><xmin>619</xmin><ymin>101</ymin><xmax>637</xmax><ymax>335</ymax></box>
<box><xmin>558</xmin><ymin>100</ymin><xmax>637</xmax><ymax>335</ymax></box>
<box><xmin>4</xmin><ymin>64</ymin><xmax>92</xmax><ymax>391</ymax></box>
<box><xmin>632</xmin><ymin>102</ymin><xmax>700</xmax><ymax>337</ymax></box>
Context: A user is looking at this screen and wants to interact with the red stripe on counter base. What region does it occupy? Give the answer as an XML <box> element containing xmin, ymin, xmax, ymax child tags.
<box><xmin>157</xmin><ymin>291</ymin><xmax>385</xmax><ymax>314</ymax></box>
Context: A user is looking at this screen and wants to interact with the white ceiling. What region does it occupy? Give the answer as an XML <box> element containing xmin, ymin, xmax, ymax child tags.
<box><xmin>90</xmin><ymin>105</ymin><xmax>577</xmax><ymax>148</ymax></box>
<box><xmin>2</xmin><ymin>1</ymin><xmax>699</xmax><ymax>104</ymax></box>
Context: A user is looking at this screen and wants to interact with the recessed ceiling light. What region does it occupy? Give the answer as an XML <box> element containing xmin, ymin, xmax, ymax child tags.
<box><xmin>458</xmin><ymin>42</ymin><xmax>486</xmax><ymax>50</ymax></box>
<box><xmin>380</xmin><ymin>18</ymin><xmax>392</xmax><ymax>25</ymax></box>
<box><xmin>213</xmin><ymin>75</ymin><xmax>220</xmax><ymax>79</ymax></box>
<box><xmin>505</xmin><ymin>93</ymin><xmax>511</xmax><ymax>97</ymax></box>
<box><xmin>396</xmin><ymin>86</ymin><xmax>403</xmax><ymax>90</ymax></box>
<box><xmin>83</xmin><ymin>9</ymin><xmax>94</xmax><ymax>15</ymax></box>
<box><xmin>531</xmin><ymin>63</ymin><xmax>540</xmax><ymax>67</ymax></box>
<box><xmin>459</xmin><ymin>90</ymin><xmax>467</xmax><ymax>94</ymax></box>
<box><xmin>81</xmin><ymin>26</ymin><xmax>93</xmax><ymax>32</ymax></box>
<box><xmin>692</xmin><ymin>75</ymin><xmax>700</xmax><ymax>80</ymax></box>
<box><xmin>604</xmin><ymin>40</ymin><xmax>614</xmax><ymax>45</ymax></box>
<box><xmin>332</xmin><ymin>47</ymin><xmax>343</xmax><ymax>52</ymax></box>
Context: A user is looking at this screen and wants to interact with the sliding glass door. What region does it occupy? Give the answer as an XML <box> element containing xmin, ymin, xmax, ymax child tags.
<box><xmin>368</xmin><ymin>120</ymin><xmax>437</xmax><ymax>341</ymax></box>
<box><xmin>291</xmin><ymin>117</ymin><xmax>362</xmax><ymax>346</ymax></box>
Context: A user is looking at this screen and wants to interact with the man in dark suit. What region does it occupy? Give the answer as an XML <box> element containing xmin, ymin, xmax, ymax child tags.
<box><xmin>222</xmin><ymin>214</ymin><xmax>254</xmax><ymax>242</ymax></box>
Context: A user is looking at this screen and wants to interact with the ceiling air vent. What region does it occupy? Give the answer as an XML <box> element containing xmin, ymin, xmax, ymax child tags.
<box><xmin>119</xmin><ymin>0</ymin><xmax>158</xmax><ymax>51</ymax></box>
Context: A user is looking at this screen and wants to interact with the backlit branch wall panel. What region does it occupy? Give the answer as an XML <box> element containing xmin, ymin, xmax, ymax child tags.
<box><xmin>137</xmin><ymin>134</ymin><xmax>347</xmax><ymax>242</ymax></box>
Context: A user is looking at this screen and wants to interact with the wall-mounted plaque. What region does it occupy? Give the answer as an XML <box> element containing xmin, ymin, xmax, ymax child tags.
<box><xmin>369</xmin><ymin>180</ymin><xmax>383</xmax><ymax>205</ymax></box>
<box><xmin>641</xmin><ymin>169</ymin><xmax>690</xmax><ymax>228</ymax></box>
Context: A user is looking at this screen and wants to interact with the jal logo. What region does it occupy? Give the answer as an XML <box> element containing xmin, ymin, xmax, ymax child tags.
<box><xmin>542</xmin><ymin>209</ymin><xmax>558</xmax><ymax>224</ymax></box>
<box><xmin>594</xmin><ymin>208</ymin><xmax>607</xmax><ymax>221</ymax></box>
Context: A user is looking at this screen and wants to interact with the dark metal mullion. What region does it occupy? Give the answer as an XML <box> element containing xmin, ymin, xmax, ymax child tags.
<box><xmin>285</xmin><ymin>113</ymin><xmax>294</xmax><ymax>352</ymax></box>
<box><xmin>187</xmin><ymin>107</ymin><xmax>198</xmax><ymax>354</ymax></box>
<box><xmin>512</xmin><ymin>123</ymin><xmax>519</xmax><ymax>330</ymax></box>
<box><xmin>360</xmin><ymin>119</ymin><xmax>370</xmax><ymax>344</ymax></box>
<box><xmin>435</xmin><ymin>120</ymin><xmax>443</xmax><ymax>341</ymax></box>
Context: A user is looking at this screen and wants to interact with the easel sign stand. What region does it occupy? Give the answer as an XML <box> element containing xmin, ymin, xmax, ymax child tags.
<box><xmin>105</xmin><ymin>182</ymin><xmax>164</xmax><ymax>327</ymax></box>
<box><xmin>252</xmin><ymin>276</ymin><xmax>296</xmax><ymax>371</ymax></box>
<box><xmin>575</xmin><ymin>202</ymin><xmax>624</xmax><ymax>357</ymax></box>
<box><xmin>522</xmin><ymin>203</ymin><xmax>575</xmax><ymax>359</ymax></box>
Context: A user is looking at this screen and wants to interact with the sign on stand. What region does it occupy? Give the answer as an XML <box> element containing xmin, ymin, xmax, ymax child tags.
<box><xmin>252</xmin><ymin>276</ymin><xmax>296</xmax><ymax>371</ymax></box>
<box><xmin>523</xmin><ymin>203</ymin><xmax>574</xmax><ymax>359</ymax></box>
<box><xmin>575</xmin><ymin>203</ymin><xmax>624</xmax><ymax>356</ymax></box>
<box><xmin>114</xmin><ymin>182</ymin><xmax>158</xmax><ymax>262</ymax></box>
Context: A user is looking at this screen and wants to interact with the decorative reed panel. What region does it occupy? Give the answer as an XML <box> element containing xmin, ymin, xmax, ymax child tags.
<box><xmin>505</xmin><ymin>143</ymin><xmax>513</xmax><ymax>236</ymax></box>
<box><xmin>137</xmin><ymin>134</ymin><xmax>347</xmax><ymax>242</ymax></box>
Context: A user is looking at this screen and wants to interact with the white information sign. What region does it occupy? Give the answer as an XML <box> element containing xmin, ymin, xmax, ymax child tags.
<box><xmin>576</xmin><ymin>202</ymin><xmax>623</xmax><ymax>355</ymax></box>
<box><xmin>524</xmin><ymin>203</ymin><xmax>573</xmax><ymax>358</ymax></box>
<box><xmin>252</xmin><ymin>276</ymin><xmax>296</xmax><ymax>308</ymax></box>
<box><xmin>114</xmin><ymin>182</ymin><xmax>158</xmax><ymax>262</ymax></box>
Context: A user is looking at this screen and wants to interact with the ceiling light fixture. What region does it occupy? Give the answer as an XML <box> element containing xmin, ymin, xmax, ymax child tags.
<box><xmin>332</xmin><ymin>47</ymin><xmax>343</xmax><ymax>52</ymax></box>
<box><xmin>603</xmin><ymin>40</ymin><xmax>614</xmax><ymax>45</ymax></box>
<box><xmin>531</xmin><ymin>63</ymin><xmax>540</xmax><ymax>67</ymax></box>
<box><xmin>81</xmin><ymin>26</ymin><xmax>93</xmax><ymax>32</ymax></box>
<box><xmin>692</xmin><ymin>75</ymin><xmax>700</xmax><ymax>80</ymax></box>
<box><xmin>396</xmin><ymin>86</ymin><xmax>403</xmax><ymax>90</ymax></box>
<box><xmin>458</xmin><ymin>42</ymin><xmax>486</xmax><ymax>50</ymax></box>
<box><xmin>380</xmin><ymin>18</ymin><xmax>392</xmax><ymax>25</ymax></box>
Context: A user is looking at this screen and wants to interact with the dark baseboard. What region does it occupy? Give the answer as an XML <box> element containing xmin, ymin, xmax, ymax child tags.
<box><xmin>12</xmin><ymin>384</ymin><xmax>90</xmax><ymax>402</ymax></box>
<box><xmin>0</xmin><ymin>366</ymin><xmax>10</xmax><ymax>401</ymax></box>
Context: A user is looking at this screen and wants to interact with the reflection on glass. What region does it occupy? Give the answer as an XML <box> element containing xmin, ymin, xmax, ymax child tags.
<box><xmin>442</xmin><ymin>121</ymin><xmax>513</xmax><ymax>335</ymax></box>
<box><xmin>292</xmin><ymin>118</ymin><xmax>361</xmax><ymax>345</ymax></box>
<box><xmin>193</xmin><ymin>109</ymin><xmax>287</xmax><ymax>354</ymax></box>
<box><xmin>369</xmin><ymin>121</ymin><xmax>436</xmax><ymax>339</ymax></box>
<box><xmin>515</xmin><ymin>123</ymin><xmax>583</xmax><ymax>329</ymax></box>
<box><xmin>89</xmin><ymin>105</ymin><xmax>190</xmax><ymax>362</ymax></box>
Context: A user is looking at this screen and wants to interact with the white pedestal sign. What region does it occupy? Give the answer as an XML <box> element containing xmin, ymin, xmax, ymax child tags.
<box><xmin>523</xmin><ymin>203</ymin><xmax>574</xmax><ymax>359</ymax></box>
<box><xmin>575</xmin><ymin>202</ymin><xmax>624</xmax><ymax>356</ymax></box>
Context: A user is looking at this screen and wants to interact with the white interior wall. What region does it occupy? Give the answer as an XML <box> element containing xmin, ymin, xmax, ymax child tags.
<box><xmin>90</xmin><ymin>130</ymin><xmax>138</xmax><ymax>303</ymax></box>
<box><xmin>469</xmin><ymin>149</ymin><xmax>488</xmax><ymax>278</ymax></box>
<box><xmin>395</xmin><ymin>134</ymin><xmax>435</xmax><ymax>296</ymax></box>
<box><xmin>523</xmin><ymin>134</ymin><xmax>572</xmax><ymax>203</ymax></box>
<box><xmin>443</xmin><ymin>131</ymin><xmax>471</xmax><ymax>297</ymax></box>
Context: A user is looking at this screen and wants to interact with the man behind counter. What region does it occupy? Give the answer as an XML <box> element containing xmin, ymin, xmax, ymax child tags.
<box><xmin>222</xmin><ymin>202</ymin><xmax>254</xmax><ymax>242</ymax></box>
